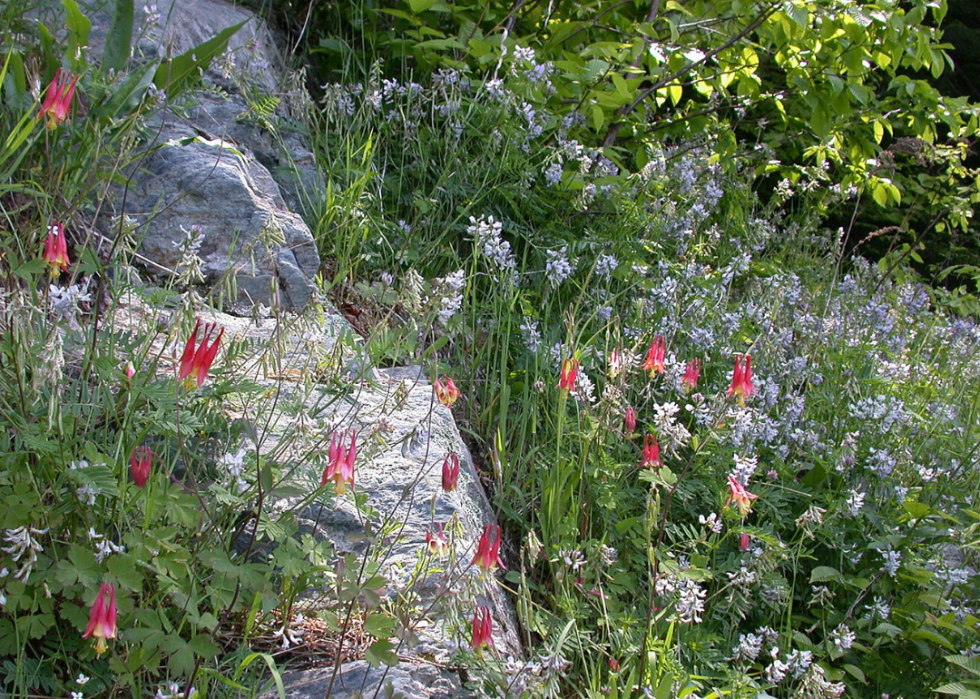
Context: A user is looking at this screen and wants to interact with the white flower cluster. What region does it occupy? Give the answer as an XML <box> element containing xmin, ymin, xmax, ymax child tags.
<box><xmin>217</xmin><ymin>446</ymin><xmax>249</xmax><ymax>492</ymax></box>
<box><xmin>468</xmin><ymin>215</ymin><xmax>516</xmax><ymax>274</ymax></box>
<box><xmin>545</xmin><ymin>247</ymin><xmax>574</xmax><ymax>287</ymax></box>
<box><xmin>1</xmin><ymin>526</ymin><xmax>48</xmax><ymax>582</ymax></box>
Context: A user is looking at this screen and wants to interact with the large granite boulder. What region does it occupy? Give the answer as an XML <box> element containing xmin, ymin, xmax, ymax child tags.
<box><xmin>88</xmin><ymin>0</ymin><xmax>323</xmax><ymax>310</ymax></box>
<box><xmin>113</xmin><ymin>296</ymin><xmax>523</xmax><ymax>698</ymax></box>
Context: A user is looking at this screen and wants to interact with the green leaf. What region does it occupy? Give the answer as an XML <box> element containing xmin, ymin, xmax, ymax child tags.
<box><xmin>810</xmin><ymin>566</ymin><xmax>841</xmax><ymax>583</ymax></box>
<box><xmin>364</xmin><ymin>612</ymin><xmax>397</xmax><ymax>638</ymax></box>
<box><xmin>63</xmin><ymin>0</ymin><xmax>92</xmax><ymax>70</ymax></box>
<box><xmin>844</xmin><ymin>664</ymin><xmax>865</xmax><ymax>682</ymax></box>
<box><xmin>153</xmin><ymin>19</ymin><xmax>247</xmax><ymax>99</ymax></box>
<box><xmin>948</xmin><ymin>655</ymin><xmax>980</xmax><ymax>676</ymax></box>
<box><xmin>591</xmin><ymin>103</ymin><xmax>604</xmax><ymax>131</ymax></box>
<box><xmin>108</xmin><ymin>554</ymin><xmax>145</xmax><ymax>592</ymax></box>
<box><xmin>103</xmin><ymin>0</ymin><xmax>134</xmax><ymax>72</ymax></box>
<box><xmin>365</xmin><ymin>639</ymin><xmax>399</xmax><ymax>668</ymax></box>
<box><xmin>935</xmin><ymin>682</ymin><xmax>972</xmax><ymax>695</ymax></box>
<box><xmin>408</xmin><ymin>0</ymin><xmax>437</xmax><ymax>12</ymax></box>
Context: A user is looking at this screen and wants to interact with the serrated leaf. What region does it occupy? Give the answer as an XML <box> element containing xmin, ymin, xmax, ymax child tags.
<box><xmin>948</xmin><ymin>655</ymin><xmax>980</xmax><ymax>676</ymax></box>
<box><xmin>936</xmin><ymin>682</ymin><xmax>972</xmax><ymax>695</ymax></box>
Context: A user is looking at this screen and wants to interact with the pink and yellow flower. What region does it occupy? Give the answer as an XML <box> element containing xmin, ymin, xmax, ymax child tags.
<box><xmin>726</xmin><ymin>354</ymin><xmax>754</xmax><ymax>404</ymax></box>
<box><xmin>321</xmin><ymin>430</ymin><xmax>357</xmax><ymax>494</ymax></box>
<box><xmin>642</xmin><ymin>335</ymin><xmax>666</xmax><ymax>377</ymax></box>
<box><xmin>471</xmin><ymin>605</ymin><xmax>494</xmax><ymax>651</ymax></box>
<box><xmin>39</xmin><ymin>68</ymin><xmax>78</xmax><ymax>129</ymax></box>
<box><xmin>558</xmin><ymin>358</ymin><xmax>579</xmax><ymax>392</ymax></box>
<box><xmin>130</xmin><ymin>446</ymin><xmax>152</xmax><ymax>489</ymax></box>
<box><xmin>82</xmin><ymin>582</ymin><xmax>117</xmax><ymax>655</ymax></box>
<box><xmin>726</xmin><ymin>476</ymin><xmax>758</xmax><ymax>517</ymax></box>
<box><xmin>641</xmin><ymin>434</ymin><xmax>661</xmax><ymax>468</ymax></box>
<box><xmin>434</xmin><ymin>376</ymin><xmax>461</xmax><ymax>407</ymax></box>
<box><xmin>178</xmin><ymin>319</ymin><xmax>224</xmax><ymax>388</ymax></box>
<box><xmin>682</xmin><ymin>358</ymin><xmax>701</xmax><ymax>392</ymax></box>
<box><xmin>471</xmin><ymin>524</ymin><xmax>506</xmax><ymax>573</ymax></box>
<box><xmin>426</xmin><ymin>523</ymin><xmax>448</xmax><ymax>557</ymax></box>
<box><xmin>442</xmin><ymin>452</ymin><xmax>460</xmax><ymax>492</ymax></box>
<box><xmin>43</xmin><ymin>222</ymin><xmax>70</xmax><ymax>277</ymax></box>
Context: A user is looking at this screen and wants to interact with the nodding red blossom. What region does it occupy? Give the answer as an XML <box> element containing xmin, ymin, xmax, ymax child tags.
<box><xmin>442</xmin><ymin>452</ymin><xmax>460</xmax><ymax>492</ymax></box>
<box><xmin>130</xmin><ymin>446</ymin><xmax>152</xmax><ymax>488</ymax></box>
<box><xmin>124</xmin><ymin>361</ymin><xmax>136</xmax><ymax>381</ymax></box>
<box><xmin>740</xmin><ymin>532</ymin><xmax>750</xmax><ymax>552</ymax></box>
<box><xmin>641</xmin><ymin>434</ymin><xmax>661</xmax><ymax>468</ymax></box>
<box><xmin>178</xmin><ymin>320</ymin><xmax>224</xmax><ymax>388</ymax></box>
<box><xmin>43</xmin><ymin>222</ymin><xmax>70</xmax><ymax>277</ymax></box>
<box><xmin>82</xmin><ymin>582</ymin><xmax>117</xmax><ymax>655</ymax></box>
<box><xmin>471</xmin><ymin>605</ymin><xmax>494</xmax><ymax>651</ymax></box>
<box><xmin>426</xmin><ymin>523</ymin><xmax>448</xmax><ymax>557</ymax></box>
<box><xmin>726</xmin><ymin>354</ymin><xmax>754</xmax><ymax>404</ymax></box>
<box><xmin>682</xmin><ymin>358</ymin><xmax>702</xmax><ymax>392</ymax></box>
<box><xmin>624</xmin><ymin>406</ymin><xmax>637</xmax><ymax>434</ymax></box>
<box><xmin>642</xmin><ymin>335</ymin><xmax>666</xmax><ymax>376</ymax></box>
<box><xmin>39</xmin><ymin>68</ymin><xmax>79</xmax><ymax>129</ymax></box>
<box><xmin>471</xmin><ymin>524</ymin><xmax>506</xmax><ymax>573</ymax></box>
<box><xmin>726</xmin><ymin>476</ymin><xmax>758</xmax><ymax>517</ymax></box>
<box><xmin>321</xmin><ymin>430</ymin><xmax>357</xmax><ymax>494</ymax></box>
<box><xmin>434</xmin><ymin>376</ymin><xmax>461</xmax><ymax>407</ymax></box>
<box><xmin>558</xmin><ymin>358</ymin><xmax>579</xmax><ymax>392</ymax></box>
<box><xmin>607</xmin><ymin>350</ymin><xmax>623</xmax><ymax>379</ymax></box>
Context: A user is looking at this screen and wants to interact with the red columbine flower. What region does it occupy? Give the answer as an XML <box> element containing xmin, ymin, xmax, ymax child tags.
<box><xmin>608</xmin><ymin>350</ymin><xmax>623</xmax><ymax>379</ymax></box>
<box><xmin>178</xmin><ymin>319</ymin><xmax>224</xmax><ymax>388</ymax></box>
<box><xmin>426</xmin><ymin>523</ymin><xmax>448</xmax><ymax>557</ymax></box>
<box><xmin>130</xmin><ymin>446</ymin><xmax>152</xmax><ymax>488</ymax></box>
<box><xmin>740</xmin><ymin>532</ymin><xmax>750</xmax><ymax>552</ymax></box>
<box><xmin>558</xmin><ymin>358</ymin><xmax>579</xmax><ymax>392</ymax></box>
<box><xmin>442</xmin><ymin>452</ymin><xmax>460</xmax><ymax>492</ymax></box>
<box><xmin>726</xmin><ymin>476</ymin><xmax>758</xmax><ymax>517</ymax></box>
<box><xmin>434</xmin><ymin>376</ymin><xmax>461</xmax><ymax>407</ymax></box>
<box><xmin>682</xmin><ymin>358</ymin><xmax>701</xmax><ymax>392</ymax></box>
<box><xmin>43</xmin><ymin>222</ymin><xmax>70</xmax><ymax>277</ymax></box>
<box><xmin>82</xmin><ymin>582</ymin><xmax>117</xmax><ymax>656</ymax></box>
<box><xmin>642</xmin><ymin>335</ymin><xmax>666</xmax><ymax>377</ymax></box>
<box><xmin>640</xmin><ymin>434</ymin><xmax>661</xmax><ymax>468</ymax></box>
<box><xmin>471</xmin><ymin>605</ymin><xmax>494</xmax><ymax>651</ymax></box>
<box><xmin>624</xmin><ymin>406</ymin><xmax>637</xmax><ymax>434</ymax></box>
<box><xmin>726</xmin><ymin>354</ymin><xmax>754</xmax><ymax>404</ymax></box>
<box><xmin>321</xmin><ymin>430</ymin><xmax>357</xmax><ymax>494</ymax></box>
<box><xmin>471</xmin><ymin>524</ymin><xmax>506</xmax><ymax>573</ymax></box>
<box><xmin>39</xmin><ymin>68</ymin><xmax>79</xmax><ymax>129</ymax></box>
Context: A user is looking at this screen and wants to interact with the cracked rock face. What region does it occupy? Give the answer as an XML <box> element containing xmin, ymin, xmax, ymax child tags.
<box><xmin>88</xmin><ymin>0</ymin><xmax>322</xmax><ymax>311</ymax></box>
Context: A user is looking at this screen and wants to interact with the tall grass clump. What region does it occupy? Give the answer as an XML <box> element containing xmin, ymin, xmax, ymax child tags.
<box><xmin>296</xmin><ymin>42</ymin><xmax>980</xmax><ymax>699</ymax></box>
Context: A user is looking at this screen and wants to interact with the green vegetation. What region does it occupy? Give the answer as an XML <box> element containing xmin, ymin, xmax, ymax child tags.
<box><xmin>1</xmin><ymin>0</ymin><xmax>979</xmax><ymax>698</ymax></box>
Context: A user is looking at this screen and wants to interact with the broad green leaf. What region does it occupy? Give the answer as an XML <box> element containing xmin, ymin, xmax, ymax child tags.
<box><xmin>948</xmin><ymin>655</ymin><xmax>980</xmax><ymax>676</ymax></box>
<box><xmin>63</xmin><ymin>0</ymin><xmax>92</xmax><ymax>70</ymax></box>
<box><xmin>591</xmin><ymin>103</ymin><xmax>604</xmax><ymax>131</ymax></box>
<box><xmin>103</xmin><ymin>0</ymin><xmax>134</xmax><ymax>72</ymax></box>
<box><xmin>153</xmin><ymin>20</ymin><xmax>247</xmax><ymax>99</ymax></box>
<box><xmin>408</xmin><ymin>0</ymin><xmax>437</xmax><ymax>12</ymax></box>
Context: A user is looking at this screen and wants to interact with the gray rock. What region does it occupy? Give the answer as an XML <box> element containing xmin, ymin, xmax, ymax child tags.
<box><xmin>88</xmin><ymin>0</ymin><xmax>323</xmax><ymax>310</ymax></box>
<box><xmin>114</xmin><ymin>298</ymin><xmax>524</xmax><ymax>698</ymax></box>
